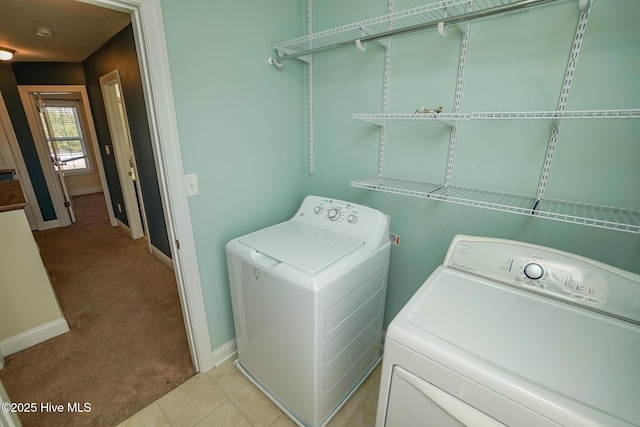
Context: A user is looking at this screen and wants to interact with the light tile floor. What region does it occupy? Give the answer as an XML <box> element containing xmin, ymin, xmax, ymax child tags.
<box><xmin>117</xmin><ymin>359</ymin><xmax>381</xmax><ymax>427</ymax></box>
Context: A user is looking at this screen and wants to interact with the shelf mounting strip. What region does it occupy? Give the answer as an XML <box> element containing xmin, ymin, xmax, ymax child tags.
<box><xmin>444</xmin><ymin>1</ymin><xmax>472</xmax><ymax>189</ymax></box>
<box><xmin>307</xmin><ymin>0</ymin><xmax>314</xmax><ymax>174</ymax></box>
<box><xmin>535</xmin><ymin>0</ymin><xmax>592</xmax><ymax>204</ymax></box>
<box><xmin>377</xmin><ymin>0</ymin><xmax>394</xmax><ymax>178</ymax></box>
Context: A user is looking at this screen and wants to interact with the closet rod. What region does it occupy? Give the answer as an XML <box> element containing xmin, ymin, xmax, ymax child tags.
<box><xmin>270</xmin><ymin>0</ymin><xmax>563</xmax><ymax>65</ymax></box>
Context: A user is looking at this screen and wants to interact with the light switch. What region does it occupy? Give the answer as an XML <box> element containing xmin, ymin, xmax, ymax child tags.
<box><xmin>185</xmin><ymin>173</ymin><xmax>199</xmax><ymax>196</ymax></box>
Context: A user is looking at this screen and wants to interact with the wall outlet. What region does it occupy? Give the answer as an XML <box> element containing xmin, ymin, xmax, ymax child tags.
<box><xmin>390</xmin><ymin>233</ymin><xmax>400</xmax><ymax>246</ymax></box>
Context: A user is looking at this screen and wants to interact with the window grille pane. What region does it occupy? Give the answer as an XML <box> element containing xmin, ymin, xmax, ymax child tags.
<box><xmin>39</xmin><ymin>105</ymin><xmax>90</xmax><ymax>172</ymax></box>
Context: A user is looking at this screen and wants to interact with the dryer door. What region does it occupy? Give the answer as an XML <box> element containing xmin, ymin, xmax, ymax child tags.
<box><xmin>384</xmin><ymin>366</ymin><xmax>506</xmax><ymax>427</ymax></box>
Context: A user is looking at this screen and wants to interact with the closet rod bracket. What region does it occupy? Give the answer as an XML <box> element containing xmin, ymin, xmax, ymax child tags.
<box><xmin>269</xmin><ymin>47</ymin><xmax>312</xmax><ymax>67</ymax></box>
<box><xmin>359</xmin><ymin>26</ymin><xmax>389</xmax><ymax>49</ymax></box>
<box><xmin>268</xmin><ymin>56</ymin><xmax>284</xmax><ymax>68</ymax></box>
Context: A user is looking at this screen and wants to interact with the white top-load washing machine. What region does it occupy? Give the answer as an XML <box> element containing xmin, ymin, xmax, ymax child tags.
<box><xmin>376</xmin><ymin>235</ymin><xmax>640</xmax><ymax>427</ymax></box>
<box><xmin>226</xmin><ymin>195</ymin><xmax>390</xmax><ymax>427</ymax></box>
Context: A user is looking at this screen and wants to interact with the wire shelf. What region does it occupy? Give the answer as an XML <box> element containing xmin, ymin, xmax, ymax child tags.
<box><xmin>429</xmin><ymin>185</ymin><xmax>539</xmax><ymax>214</ymax></box>
<box><xmin>535</xmin><ymin>199</ymin><xmax>640</xmax><ymax>233</ymax></box>
<box><xmin>274</xmin><ymin>0</ymin><xmax>521</xmax><ymax>54</ymax></box>
<box><xmin>353</xmin><ymin>109</ymin><xmax>640</xmax><ymax>126</ymax></box>
<box><xmin>351</xmin><ymin>176</ymin><xmax>444</xmax><ymax>198</ymax></box>
<box><xmin>351</xmin><ymin>176</ymin><xmax>640</xmax><ymax>233</ymax></box>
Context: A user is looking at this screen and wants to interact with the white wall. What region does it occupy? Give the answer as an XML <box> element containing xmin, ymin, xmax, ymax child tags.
<box><xmin>0</xmin><ymin>209</ymin><xmax>68</xmax><ymax>355</ymax></box>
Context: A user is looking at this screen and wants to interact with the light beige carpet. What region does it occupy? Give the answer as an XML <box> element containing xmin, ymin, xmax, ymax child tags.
<box><xmin>0</xmin><ymin>193</ymin><xmax>196</xmax><ymax>426</ymax></box>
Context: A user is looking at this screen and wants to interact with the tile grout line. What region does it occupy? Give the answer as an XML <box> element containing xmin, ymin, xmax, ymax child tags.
<box><xmin>220</xmin><ymin>381</ymin><xmax>256</xmax><ymax>427</ymax></box>
<box><xmin>153</xmin><ymin>402</ymin><xmax>173</xmax><ymax>427</ymax></box>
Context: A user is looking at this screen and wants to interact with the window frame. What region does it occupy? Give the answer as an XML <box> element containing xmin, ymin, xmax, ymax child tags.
<box><xmin>38</xmin><ymin>99</ymin><xmax>93</xmax><ymax>175</ymax></box>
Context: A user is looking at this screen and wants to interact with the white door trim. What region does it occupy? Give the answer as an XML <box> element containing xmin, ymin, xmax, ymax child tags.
<box><xmin>79</xmin><ymin>0</ymin><xmax>213</xmax><ymax>372</ymax></box>
<box><xmin>0</xmin><ymin>378</ymin><xmax>22</xmax><ymax>427</ymax></box>
<box><xmin>0</xmin><ymin>91</ymin><xmax>39</xmax><ymax>229</ymax></box>
<box><xmin>100</xmin><ymin>69</ymin><xmax>147</xmax><ymax>241</ymax></box>
<box><xmin>17</xmin><ymin>87</ymin><xmax>70</xmax><ymax>228</ymax></box>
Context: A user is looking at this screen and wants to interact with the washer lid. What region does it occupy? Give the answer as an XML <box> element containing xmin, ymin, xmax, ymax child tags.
<box><xmin>239</xmin><ymin>221</ymin><xmax>364</xmax><ymax>273</ymax></box>
<box><xmin>389</xmin><ymin>267</ymin><xmax>640</xmax><ymax>427</ymax></box>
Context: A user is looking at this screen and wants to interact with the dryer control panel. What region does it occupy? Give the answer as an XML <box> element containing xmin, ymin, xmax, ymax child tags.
<box><xmin>292</xmin><ymin>196</ymin><xmax>390</xmax><ymax>250</ymax></box>
<box><xmin>443</xmin><ymin>235</ymin><xmax>640</xmax><ymax>324</ymax></box>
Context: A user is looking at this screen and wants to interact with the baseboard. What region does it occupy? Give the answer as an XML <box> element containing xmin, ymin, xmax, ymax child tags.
<box><xmin>0</xmin><ymin>318</ymin><xmax>69</xmax><ymax>357</ymax></box>
<box><xmin>151</xmin><ymin>245</ymin><xmax>173</xmax><ymax>270</ymax></box>
<box><xmin>115</xmin><ymin>218</ymin><xmax>131</xmax><ymax>235</ymax></box>
<box><xmin>39</xmin><ymin>219</ymin><xmax>63</xmax><ymax>230</ymax></box>
<box><xmin>211</xmin><ymin>338</ymin><xmax>237</xmax><ymax>369</ymax></box>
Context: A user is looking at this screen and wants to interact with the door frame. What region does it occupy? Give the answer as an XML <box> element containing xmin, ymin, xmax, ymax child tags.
<box><xmin>0</xmin><ymin>377</ymin><xmax>22</xmax><ymax>427</ymax></box>
<box><xmin>100</xmin><ymin>69</ymin><xmax>147</xmax><ymax>241</ymax></box>
<box><xmin>79</xmin><ymin>0</ymin><xmax>213</xmax><ymax>372</ymax></box>
<box><xmin>0</xmin><ymin>91</ymin><xmax>38</xmax><ymax>230</ymax></box>
<box><xmin>17</xmin><ymin>85</ymin><xmax>116</xmax><ymax>230</ymax></box>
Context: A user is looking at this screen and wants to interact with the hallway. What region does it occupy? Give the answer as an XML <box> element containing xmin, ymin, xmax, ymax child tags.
<box><xmin>0</xmin><ymin>193</ymin><xmax>195</xmax><ymax>426</ymax></box>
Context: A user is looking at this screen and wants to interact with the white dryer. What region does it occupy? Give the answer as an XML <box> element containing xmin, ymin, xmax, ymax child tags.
<box><xmin>376</xmin><ymin>235</ymin><xmax>640</xmax><ymax>427</ymax></box>
<box><xmin>226</xmin><ymin>195</ymin><xmax>390</xmax><ymax>427</ymax></box>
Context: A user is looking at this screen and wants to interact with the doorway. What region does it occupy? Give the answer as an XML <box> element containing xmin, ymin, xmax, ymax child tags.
<box><xmin>9</xmin><ymin>0</ymin><xmax>211</xmax><ymax>369</ymax></box>
<box><xmin>100</xmin><ymin>70</ymin><xmax>147</xmax><ymax>241</ymax></box>
<box><xmin>36</xmin><ymin>96</ymin><xmax>90</xmax><ymax>224</ymax></box>
<box><xmin>85</xmin><ymin>0</ymin><xmax>212</xmax><ymax>371</ymax></box>
<box><xmin>17</xmin><ymin>85</ymin><xmax>115</xmax><ymax>230</ymax></box>
<box><xmin>1</xmin><ymin>3</ymin><xmax>213</xmax><ymax>422</ymax></box>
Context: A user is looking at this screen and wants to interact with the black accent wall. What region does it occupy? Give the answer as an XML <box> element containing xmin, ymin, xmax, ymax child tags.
<box><xmin>0</xmin><ymin>63</ymin><xmax>58</xmax><ymax>221</ymax></box>
<box><xmin>12</xmin><ymin>62</ymin><xmax>86</xmax><ymax>85</ymax></box>
<box><xmin>83</xmin><ymin>24</ymin><xmax>171</xmax><ymax>258</ymax></box>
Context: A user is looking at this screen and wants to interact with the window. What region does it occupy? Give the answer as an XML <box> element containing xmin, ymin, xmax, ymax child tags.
<box><xmin>39</xmin><ymin>101</ymin><xmax>91</xmax><ymax>173</ymax></box>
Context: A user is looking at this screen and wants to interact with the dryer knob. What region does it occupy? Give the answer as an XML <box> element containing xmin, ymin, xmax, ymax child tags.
<box><xmin>523</xmin><ymin>262</ymin><xmax>544</xmax><ymax>280</ymax></box>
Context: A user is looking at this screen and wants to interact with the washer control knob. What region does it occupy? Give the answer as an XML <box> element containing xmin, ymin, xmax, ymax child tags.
<box><xmin>523</xmin><ymin>262</ymin><xmax>544</xmax><ymax>280</ymax></box>
<box><xmin>328</xmin><ymin>208</ymin><xmax>341</xmax><ymax>221</ymax></box>
<box><xmin>314</xmin><ymin>206</ymin><xmax>323</xmax><ymax>215</ymax></box>
<box><xmin>347</xmin><ymin>214</ymin><xmax>357</xmax><ymax>223</ymax></box>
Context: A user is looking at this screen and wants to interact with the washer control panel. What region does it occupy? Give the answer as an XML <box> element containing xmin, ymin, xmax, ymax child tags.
<box><xmin>292</xmin><ymin>196</ymin><xmax>390</xmax><ymax>249</ymax></box>
<box><xmin>443</xmin><ymin>235</ymin><xmax>640</xmax><ymax>324</ymax></box>
<box><xmin>311</xmin><ymin>200</ymin><xmax>360</xmax><ymax>224</ymax></box>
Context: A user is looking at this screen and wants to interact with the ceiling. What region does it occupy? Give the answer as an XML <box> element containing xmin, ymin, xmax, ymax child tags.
<box><xmin>0</xmin><ymin>0</ymin><xmax>131</xmax><ymax>62</ymax></box>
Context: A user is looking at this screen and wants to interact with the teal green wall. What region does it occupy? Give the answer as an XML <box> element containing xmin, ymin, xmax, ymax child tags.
<box><xmin>306</xmin><ymin>0</ymin><xmax>640</xmax><ymax>327</ymax></box>
<box><xmin>161</xmin><ymin>0</ymin><xmax>306</xmax><ymax>350</ymax></box>
<box><xmin>162</xmin><ymin>0</ymin><xmax>640</xmax><ymax>351</ymax></box>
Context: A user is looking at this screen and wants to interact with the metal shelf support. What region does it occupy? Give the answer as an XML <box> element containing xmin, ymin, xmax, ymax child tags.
<box><xmin>535</xmin><ymin>2</ymin><xmax>592</xmax><ymax>202</ymax></box>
